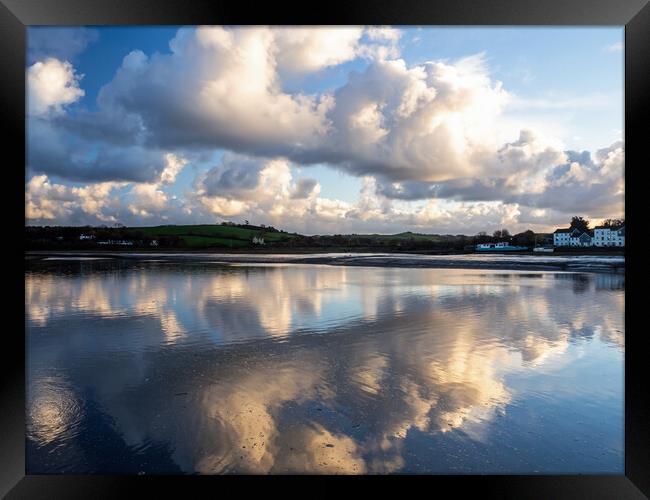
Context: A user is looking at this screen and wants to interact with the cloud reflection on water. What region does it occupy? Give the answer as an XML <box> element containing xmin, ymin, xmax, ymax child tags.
<box><xmin>26</xmin><ymin>263</ymin><xmax>624</xmax><ymax>473</ymax></box>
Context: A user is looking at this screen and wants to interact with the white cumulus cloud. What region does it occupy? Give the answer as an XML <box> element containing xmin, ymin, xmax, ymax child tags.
<box><xmin>27</xmin><ymin>58</ymin><xmax>85</xmax><ymax>116</ymax></box>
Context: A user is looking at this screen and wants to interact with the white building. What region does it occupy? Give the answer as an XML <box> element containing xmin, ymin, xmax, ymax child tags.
<box><xmin>554</xmin><ymin>227</ymin><xmax>593</xmax><ymax>247</ymax></box>
<box><xmin>553</xmin><ymin>225</ymin><xmax>624</xmax><ymax>247</ymax></box>
<box><xmin>574</xmin><ymin>231</ymin><xmax>593</xmax><ymax>247</ymax></box>
<box><xmin>98</xmin><ymin>239</ymin><xmax>134</xmax><ymax>246</ymax></box>
<box><xmin>567</xmin><ymin>228</ymin><xmax>593</xmax><ymax>247</ymax></box>
<box><xmin>252</xmin><ymin>236</ymin><xmax>265</xmax><ymax>245</ymax></box>
<box><xmin>553</xmin><ymin>228</ymin><xmax>572</xmax><ymax>246</ymax></box>
<box><xmin>593</xmin><ymin>225</ymin><xmax>625</xmax><ymax>247</ymax></box>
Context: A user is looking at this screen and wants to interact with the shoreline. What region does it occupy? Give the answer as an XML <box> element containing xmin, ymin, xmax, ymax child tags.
<box><xmin>24</xmin><ymin>247</ymin><xmax>625</xmax><ymax>256</ymax></box>
<box><xmin>25</xmin><ymin>250</ymin><xmax>626</xmax><ymax>274</ymax></box>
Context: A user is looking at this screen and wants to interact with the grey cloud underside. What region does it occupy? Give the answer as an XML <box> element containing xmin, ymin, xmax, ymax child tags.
<box><xmin>374</xmin><ymin>143</ymin><xmax>622</xmax><ymax>215</ymax></box>
<box><xmin>28</xmin><ymin>27</ymin><xmax>99</xmax><ymax>64</ymax></box>
<box><xmin>375</xmin><ymin>178</ymin><xmax>618</xmax><ymax>214</ymax></box>
<box><xmin>201</xmin><ymin>155</ymin><xmax>266</xmax><ymax>197</ymax></box>
<box><xmin>291</xmin><ymin>178</ymin><xmax>318</xmax><ymax>199</ymax></box>
<box><xmin>28</xmin><ymin>118</ymin><xmax>166</xmax><ymax>183</ymax></box>
<box><xmin>512</xmin><ymin>183</ymin><xmax>621</xmax><ymax>216</ymax></box>
<box><xmin>376</xmin><ymin>178</ymin><xmax>509</xmax><ymax>201</ymax></box>
<box><xmin>52</xmin><ymin>112</ymin><xmax>146</xmax><ymax>147</ymax></box>
<box><xmin>199</xmin><ymin>154</ymin><xmax>319</xmax><ymax>201</ymax></box>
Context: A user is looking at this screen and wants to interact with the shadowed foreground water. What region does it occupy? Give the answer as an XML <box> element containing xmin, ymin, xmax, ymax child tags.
<box><xmin>25</xmin><ymin>259</ymin><xmax>624</xmax><ymax>474</ymax></box>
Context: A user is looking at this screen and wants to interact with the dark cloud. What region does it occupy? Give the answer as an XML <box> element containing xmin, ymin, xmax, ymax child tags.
<box><xmin>201</xmin><ymin>155</ymin><xmax>266</xmax><ymax>197</ymax></box>
<box><xmin>291</xmin><ymin>178</ymin><xmax>318</xmax><ymax>199</ymax></box>
<box><xmin>510</xmin><ymin>183</ymin><xmax>619</xmax><ymax>215</ymax></box>
<box><xmin>376</xmin><ymin>178</ymin><xmax>510</xmax><ymax>201</ymax></box>
<box><xmin>373</xmin><ymin>140</ymin><xmax>623</xmax><ymax>221</ymax></box>
<box><xmin>375</xmin><ymin>180</ymin><xmax>436</xmax><ymax>200</ymax></box>
<box><xmin>27</xmin><ymin>118</ymin><xmax>167</xmax><ymax>183</ymax></box>
<box><xmin>52</xmin><ymin>111</ymin><xmax>145</xmax><ymax>147</ymax></box>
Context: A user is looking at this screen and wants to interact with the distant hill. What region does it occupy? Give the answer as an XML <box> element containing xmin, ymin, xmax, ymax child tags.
<box><xmin>135</xmin><ymin>224</ymin><xmax>296</xmax><ymax>248</ymax></box>
<box><xmin>25</xmin><ymin>223</ymin><xmax>546</xmax><ymax>252</ymax></box>
<box><xmin>130</xmin><ymin>226</ymin><xmax>454</xmax><ymax>249</ymax></box>
<box><xmin>363</xmin><ymin>231</ymin><xmax>446</xmax><ymax>242</ymax></box>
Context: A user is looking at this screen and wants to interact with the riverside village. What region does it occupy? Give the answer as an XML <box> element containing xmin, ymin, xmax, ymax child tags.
<box><xmin>26</xmin><ymin>217</ymin><xmax>625</xmax><ymax>254</ymax></box>
<box><xmin>476</xmin><ymin>217</ymin><xmax>625</xmax><ymax>252</ymax></box>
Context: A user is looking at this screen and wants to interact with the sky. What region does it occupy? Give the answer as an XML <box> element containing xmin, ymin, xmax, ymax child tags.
<box><xmin>25</xmin><ymin>26</ymin><xmax>624</xmax><ymax>235</ymax></box>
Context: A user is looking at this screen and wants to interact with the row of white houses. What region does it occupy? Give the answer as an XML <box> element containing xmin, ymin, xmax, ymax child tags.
<box><xmin>553</xmin><ymin>225</ymin><xmax>625</xmax><ymax>247</ymax></box>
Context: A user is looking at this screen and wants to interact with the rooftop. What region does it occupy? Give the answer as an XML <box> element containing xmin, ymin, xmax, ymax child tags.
<box><xmin>595</xmin><ymin>224</ymin><xmax>625</xmax><ymax>231</ymax></box>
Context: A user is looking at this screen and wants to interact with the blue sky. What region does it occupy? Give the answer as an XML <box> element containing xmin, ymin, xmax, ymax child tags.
<box><xmin>25</xmin><ymin>26</ymin><xmax>624</xmax><ymax>234</ymax></box>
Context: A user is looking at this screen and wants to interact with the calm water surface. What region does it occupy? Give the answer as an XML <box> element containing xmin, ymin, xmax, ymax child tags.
<box><xmin>25</xmin><ymin>259</ymin><xmax>624</xmax><ymax>474</ymax></box>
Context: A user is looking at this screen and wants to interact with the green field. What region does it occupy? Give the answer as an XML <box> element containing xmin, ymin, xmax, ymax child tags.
<box><xmin>362</xmin><ymin>231</ymin><xmax>446</xmax><ymax>242</ymax></box>
<box><xmin>131</xmin><ymin>224</ymin><xmax>296</xmax><ymax>248</ymax></box>
<box><xmin>125</xmin><ymin>226</ymin><xmax>450</xmax><ymax>249</ymax></box>
<box><xmin>26</xmin><ymin>223</ymin><xmax>472</xmax><ymax>251</ymax></box>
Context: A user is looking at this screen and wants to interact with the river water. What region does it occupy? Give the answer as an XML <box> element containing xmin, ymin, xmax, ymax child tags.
<box><xmin>25</xmin><ymin>258</ymin><xmax>624</xmax><ymax>474</ymax></box>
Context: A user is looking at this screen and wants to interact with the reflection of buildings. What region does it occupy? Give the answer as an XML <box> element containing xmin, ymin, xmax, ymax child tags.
<box><xmin>26</xmin><ymin>264</ymin><xmax>625</xmax><ymax>474</ymax></box>
<box><xmin>553</xmin><ymin>272</ymin><xmax>626</xmax><ymax>294</ymax></box>
<box><xmin>595</xmin><ymin>272</ymin><xmax>625</xmax><ymax>291</ymax></box>
<box><xmin>554</xmin><ymin>272</ymin><xmax>591</xmax><ymax>293</ymax></box>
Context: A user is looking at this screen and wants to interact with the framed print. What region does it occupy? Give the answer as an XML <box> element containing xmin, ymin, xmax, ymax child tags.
<box><xmin>2</xmin><ymin>0</ymin><xmax>649</xmax><ymax>497</ymax></box>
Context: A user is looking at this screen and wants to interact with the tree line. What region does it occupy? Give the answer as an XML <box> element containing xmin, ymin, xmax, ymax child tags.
<box><xmin>24</xmin><ymin>224</ymin><xmax>560</xmax><ymax>252</ymax></box>
<box><xmin>568</xmin><ymin>216</ymin><xmax>625</xmax><ymax>233</ymax></box>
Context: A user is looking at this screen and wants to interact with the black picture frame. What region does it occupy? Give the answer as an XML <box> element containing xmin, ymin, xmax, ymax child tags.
<box><xmin>3</xmin><ymin>0</ymin><xmax>648</xmax><ymax>497</ymax></box>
